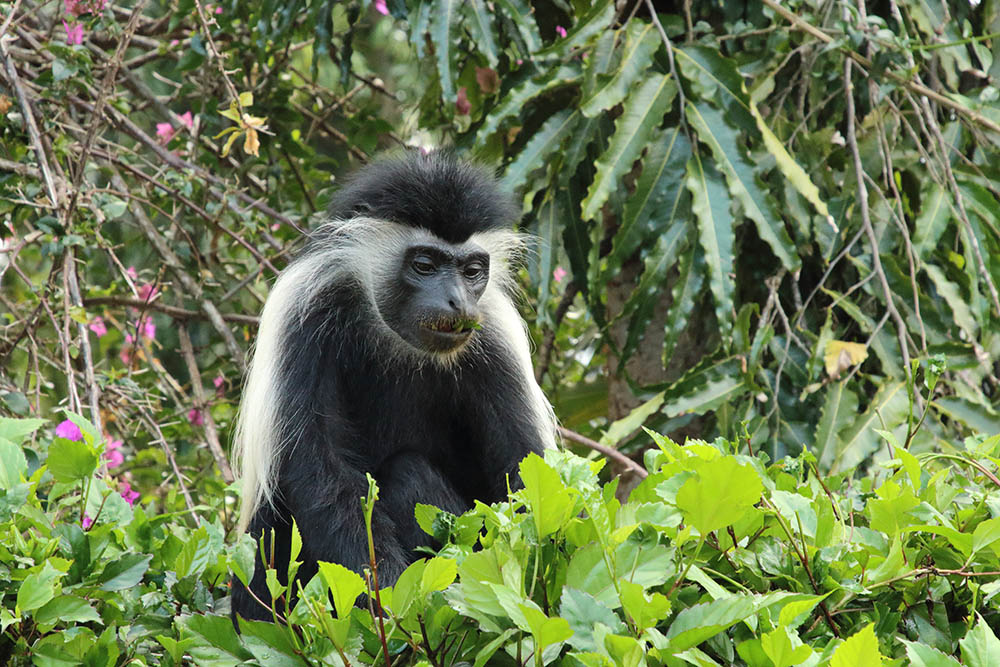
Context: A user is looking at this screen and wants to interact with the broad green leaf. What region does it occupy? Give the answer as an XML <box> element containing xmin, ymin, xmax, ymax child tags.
<box><xmin>676</xmin><ymin>456</ymin><xmax>762</xmax><ymax>535</ymax></box>
<box><xmin>760</xmin><ymin>626</ymin><xmax>812</xmax><ymax>667</ymax></box>
<box><xmin>174</xmin><ymin>526</ymin><xmax>212</xmax><ymax>579</ymax></box>
<box><xmin>494</xmin><ymin>0</ymin><xmax>541</xmax><ymax>54</ymax></box>
<box><xmin>665</xmin><ymin>595</ymin><xmax>757</xmax><ymax>651</ymax></box>
<box><xmin>430</xmin><ymin>0</ymin><xmax>460</xmax><ymax>101</ymax></box>
<box><xmin>0</xmin><ymin>439</ymin><xmax>28</xmax><ymax>489</ymax></box>
<box><xmin>933</xmin><ymin>396</ymin><xmax>1000</xmax><ymax>436</ymax></box>
<box><xmin>47</xmin><ymin>437</ymin><xmax>98</xmax><ymax>483</ymax></box>
<box><xmin>0</xmin><ymin>417</ymin><xmax>47</xmax><ymax>445</ymax></box>
<box><xmin>239</xmin><ymin>619</ymin><xmax>306</xmax><ymax>667</ymax></box>
<box><xmin>831</xmin><ymin>623</ymin><xmax>883</xmax><ymax>667</ymax></box>
<box><xmin>619</xmin><ymin>579</ymin><xmax>670</xmax><ymax>632</ymax></box>
<box><xmin>317</xmin><ymin>561</ymin><xmax>365</xmax><ymax>619</ymax></box>
<box><xmin>581</xmin><ymin>74</ymin><xmax>676</xmax><ymax>220</ymax></box>
<box><xmin>502</xmin><ymin>110</ymin><xmax>580</xmax><ymax>194</ymax></box>
<box><xmin>180</xmin><ymin>613</ymin><xmax>255</xmax><ymax>666</ymax></box>
<box><xmin>17</xmin><ymin>561</ymin><xmax>65</xmax><ymax>613</ymax></box>
<box><xmin>686</xmin><ymin>152</ymin><xmax>734</xmax><ymax>331</ymax></box>
<box><xmin>813</xmin><ymin>382</ymin><xmax>859</xmax><ymax>471</ymax></box>
<box><xmin>566</xmin><ymin>541</ymin><xmax>673</xmax><ymax>607</ymax></box>
<box><xmin>894</xmin><ymin>445</ymin><xmax>922</xmax><ymax>493</ymax></box>
<box><xmin>519</xmin><ymin>453</ymin><xmax>576</xmax><ymax>538</ymax></box>
<box><xmin>912</xmin><ymin>183</ymin><xmax>951</xmax><ymax>260</ymax></box>
<box><xmin>60</xmin><ymin>411</ymin><xmax>101</xmax><ymax>446</ymax></box>
<box><xmin>520</xmin><ymin>604</ymin><xmax>572</xmax><ymax>651</ymax></box>
<box><xmin>600</xmin><ymin>393</ymin><xmax>665</xmax><ymax>446</ymax></box>
<box><xmin>901</xmin><ymin>639</ymin><xmax>962</xmax><ymax>667</ymax></box>
<box><xmin>33</xmin><ymin>596</ymin><xmax>100</xmax><ymax>629</ymax></box>
<box><xmin>960</xmin><ymin>615</ymin><xmax>1000</xmax><ymax>667</ymax></box>
<box><xmin>99</xmin><ymin>553</ymin><xmax>152</xmax><ymax>591</ymax></box>
<box><xmin>560</xmin><ymin>587</ymin><xmax>626</xmax><ymax>652</ymax></box>
<box><xmin>580</xmin><ymin>22</ymin><xmax>660</xmax><ymax>117</ymax></box>
<box><xmin>972</xmin><ymin>517</ymin><xmax>1000</xmax><ymax>555</ymax></box>
<box><xmin>868</xmin><ymin>480</ymin><xmax>919</xmax><ymax>537</ymax></box>
<box><xmin>228</xmin><ymin>532</ymin><xmax>257</xmax><ymax>588</ymax></box>
<box><xmin>473</xmin><ymin>629</ymin><xmax>518</xmax><ymax>667</ymax></box>
<box><xmin>687</xmin><ymin>101</ymin><xmax>798</xmax><ymax>270</ymax></box>
<box><xmin>676</xmin><ymin>45</ymin><xmax>750</xmax><ymax>112</ymax></box>
<box><xmin>420</xmin><ymin>556</ymin><xmax>457</xmax><ymax>595</ymax></box>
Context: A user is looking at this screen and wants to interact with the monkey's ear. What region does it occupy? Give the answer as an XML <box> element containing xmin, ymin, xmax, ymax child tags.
<box><xmin>352</xmin><ymin>202</ymin><xmax>373</xmax><ymax>216</ymax></box>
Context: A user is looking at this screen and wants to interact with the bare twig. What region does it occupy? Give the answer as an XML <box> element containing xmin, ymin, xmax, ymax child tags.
<box><xmin>557</xmin><ymin>426</ymin><xmax>648</xmax><ymax>479</ymax></box>
<box><xmin>177</xmin><ymin>325</ymin><xmax>235</xmax><ymax>483</ymax></box>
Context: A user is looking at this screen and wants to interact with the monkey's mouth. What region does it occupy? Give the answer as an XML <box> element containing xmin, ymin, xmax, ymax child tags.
<box><xmin>423</xmin><ymin>316</ymin><xmax>481</xmax><ymax>336</ymax></box>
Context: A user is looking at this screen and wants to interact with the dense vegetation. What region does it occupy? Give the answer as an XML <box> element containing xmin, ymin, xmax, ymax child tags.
<box><xmin>2</xmin><ymin>0</ymin><xmax>1000</xmax><ymax>664</ymax></box>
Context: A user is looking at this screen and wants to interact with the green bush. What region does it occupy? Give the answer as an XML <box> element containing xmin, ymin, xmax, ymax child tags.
<box><xmin>4</xmin><ymin>412</ymin><xmax>1000</xmax><ymax>665</ymax></box>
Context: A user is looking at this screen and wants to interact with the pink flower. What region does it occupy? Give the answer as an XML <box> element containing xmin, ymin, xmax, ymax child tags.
<box><xmin>137</xmin><ymin>283</ymin><xmax>158</xmax><ymax>302</ymax></box>
<box><xmin>56</xmin><ymin>419</ymin><xmax>83</xmax><ymax>441</ymax></box>
<box><xmin>89</xmin><ymin>316</ymin><xmax>107</xmax><ymax>338</ymax></box>
<box><xmin>553</xmin><ymin>266</ymin><xmax>567</xmax><ymax>283</ymax></box>
<box><xmin>555</xmin><ymin>25</ymin><xmax>567</xmax><ymax>38</ymax></box>
<box><xmin>82</xmin><ymin>514</ymin><xmax>93</xmax><ymax>530</ymax></box>
<box><xmin>374</xmin><ymin>0</ymin><xmax>388</xmax><ymax>14</ymax></box>
<box><xmin>169</xmin><ymin>39</ymin><xmax>179</xmax><ymax>47</ymax></box>
<box><xmin>104</xmin><ymin>438</ymin><xmax>124</xmax><ymax>468</ymax></box>
<box><xmin>456</xmin><ymin>87</ymin><xmax>471</xmax><ymax>115</ymax></box>
<box><xmin>65</xmin><ymin>0</ymin><xmax>84</xmax><ymax>16</ymax></box>
<box><xmin>179</xmin><ymin>111</ymin><xmax>194</xmax><ymax>130</ymax></box>
<box><xmin>126</xmin><ymin>266</ymin><xmax>138</xmax><ymax>280</ymax></box>
<box><xmin>187</xmin><ymin>407</ymin><xmax>204</xmax><ymax>427</ymax></box>
<box><xmin>213</xmin><ymin>374</ymin><xmax>224</xmax><ymax>389</ymax></box>
<box><xmin>140</xmin><ymin>317</ymin><xmax>156</xmax><ymax>341</ymax></box>
<box><xmin>119</xmin><ymin>481</ymin><xmax>140</xmax><ymax>506</ymax></box>
<box><xmin>63</xmin><ymin>20</ymin><xmax>84</xmax><ymax>45</ymax></box>
<box><xmin>156</xmin><ymin>122</ymin><xmax>175</xmax><ymax>143</ymax></box>
<box><xmin>215</xmin><ymin>5</ymin><xmax>222</xmax><ymax>13</ymax></box>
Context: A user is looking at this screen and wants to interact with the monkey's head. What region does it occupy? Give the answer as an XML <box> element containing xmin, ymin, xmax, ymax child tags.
<box><xmin>319</xmin><ymin>150</ymin><xmax>522</xmax><ymax>357</ymax></box>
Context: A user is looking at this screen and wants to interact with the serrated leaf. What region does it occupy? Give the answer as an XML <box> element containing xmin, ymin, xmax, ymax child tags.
<box><xmin>478</xmin><ymin>65</ymin><xmax>581</xmax><ymax>140</ymax></box>
<box><xmin>580</xmin><ymin>22</ymin><xmax>660</xmax><ymax>117</ymax></box>
<box><xmin>961</xmin><ymin>615</ymin><xmax>1000</xmax><ymax>667</ymax></box>
<box><xmin>686</xmin><ymin>152</ymin><xmax>735</xmax><ymax>331</ymax></box>
<box><xmin>560</xmin><ymin>587</ymin><xmax>626</xmax><ymax>652</ymax></box>
<box><xmin>761</xmin><ymin>626</ymin><xmax>812</xmax><ymax>667</ymax></box>
<box><xmin>502</xmin><ymin>110</ymin><xmax>580</xmax><ymax>193</ymax></box>
<box><xmin>519</xmin><ymin>453</ymin><xmax>576</xmax><ymax>538</ymax></box>
<box><xmin>180</xmin><ymin>613</ymin><xmax>254</xmax><ymax>665</ymax></box>
<box><xmin>99</xmin><ymin>553</ymin><xmax>151</xmax><ymax>591</ymax></box>
<box><xmin>661</xmin><ymin>357</ymin><xmax>747</xmax><ymax>417</ymax></box>
<box><xmin>420</xmin><ymin>557</ymin><xmax>457</xmax><ymax>595</ymax></box>
<box><xmin>831</xmin><ymin>623</ymin><xmax>883</xmax><ymax>667</ymax></box>
<box><xmin>463</xmin><ymin>0</ymin><xmax>499</xmax><ymax>66</ymax></box>
<box><xmin>665</xmin><ymin>596</ymin><xmax>757</xmax><ymax>651</ymax></box>
<box><xmin>430</xmin><ymin>0</ymin><xmax>459</xmax><ymax>101</ymax></box>
<box><xmin>901</xmin><ymin>639</ymin><xmax>962</xmax><ymax>667</ymax></box>
<box><xmin>687</xmin><ymin>101</ymin><xmax>799</xmax><ymax>270</ymax></box>
<box><xmin>17</xmin><ymin>562</ymin><xmax>65</xmax><ymax>613</ymax></box>
<box><xmin>581</xmin><ymin>74</ymin><xmax>676</xmax><ymax>221</ymax></box>
<box><xmin>47</xmin><ymin>438</ymin><xmax>98</xmax><ymax>483</ymax></box>
<box><xmin>924</xmin><ymin>264</ymin><xmax>977</xmax><ymax>339</ymax></box>
<box><xmin>536</xmin><ymin>0</ymin><xmax>614</xmax><ymax>57</ymax></box>
<box><xmin>832</xmin><ymin>381</ymin><xmax>908</xmax><ymax>474</ymax></box>
<box><xmin>0</xmin><ymin>417</ymin><xmax>47</xmax><ymax>446</ymax></box>
<box><xmin>912</xmin><ymin>183</ymin><xmax>951</xmax><ymax>260</ymax></box>
<box><xmin>317</xmin><ymin>561</ymin><xmax>365</xmax><ymax>619</ymax></box>
<box><xmin>813</xmin><ymin>382</ymin><xmax>859</xmax><ymax>471</ymax></box>
<box><xmin>676</xmin><ymin>457</ymin><xmax>762</xmax><ymax>535</ymax></box>
<box><xmin>494</xmin><ymin>0</ymin><xmax>541</xmax><ymax>54</ymax></box>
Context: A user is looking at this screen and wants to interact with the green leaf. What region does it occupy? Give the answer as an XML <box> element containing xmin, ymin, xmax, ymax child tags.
<box><xmin>972</xmin><ymin>517</ymin><xmax>1000</xmax><ymax>555</ymax></box>
<box><xmin>580</xmin><ymin>22</ymin><xmax>660</xmax><ymax>117</ymax></box>
<box><xmin>831</xmin><ymin>623</ymin><xmax>883</xmax><ymax>667</ymax></box>
<box><xmin>661</xmin><ymin>357</ymin><xmax>748</xmax><ymax>417</ymax></box>
<box><xmin>961</xmin><ymin>614</ymin><xmax>1000</xmax><ymax>667</ymax></box>
<box><xmin>420</xmin><ymin>556</ymin><xmax>457</xmax><ymax>595</ymax></box>
<box><xmin>430</xmin><ymin>0</ymin><xmax>459</xmax><ymax>101</ymax></box>
<box><xmin>0</xmin><ymin>417</ymin><xmax>47</xmax><ymax>445</ymax></box>
<box><xmin>560</xmin><ymin>587</ymin><xmax>626</xmax><ymax>652</ymax></box>
<box><xmin>478</xmin><ymin>65</ymin><xmax>581</xmax><ymax>140</ymax></box>
<box><xmin>619</xmin><ymin>579</ymin><xmax>670</xmax><ymax>632</ymax></box>
<box><xmin>581</xmin><ymin>74</ymin><xmax>677</xmax><ymax>221</ymax></box>
<box><xmin>665</xmin><ymin>595</ymin><xmax>757</xmax><ymax>651</ymax></box>
<box><xmin>676</xmin><ymin>456</ymin><xmax>763</xmax><ymax>535</ymax></box>
<box><xmin>535</xmin><ymin>0</ymin><xmax>614</xmax><ymax>57</ymax></box>
<box><xmin>833</xmin><ymin>382</ymin><xmax>908</xmax><ymax>474</ymax></box>
<box><xmin>415</xmin><ymin>502</ymin><xmax>441</xmax><ymax>536</ymax></box>
<box><xmin>686</xmin><ymin>152</ymin><xmax>735</xmax><ymax>332</ymax></box>
<box><xmin>519</xmin><ymin>453</ymin><xmax>576</xmax><ymax>538</ymax></box>
<box><xmin>494</xmin><ymin>0</ymin><xmax>541</xmax><ymax>54</ymax></box>
<box><xmin>175</xmin><ymin>525</ymin><xmax>213</xmax><ymax>579</ymax></box>
<box><xmin>760</xmin><ymin>626</ymin><xmax>812</xmax><ymax>667</ymax></box>
<box><xmin>239</xmin><ymin>618</ymin><xmax>306</xmax><ymax>667</ymax></box>
<box><xmin>317</xmin><ymin>561</ymin><xmax>365</xmax><ymax>619</ymax></box>
<box><xmin>98</xmin><ymin>553</ymin><xmax>151</xmax><ymax>591</ymax></box>
<box><xmin>463</xmin><ymin>0</ymin><xmax>499</xmax><ymax>66</ymax></box>
<box><xmin>17</xmin><ymin>561</ymin><xmax>65</xmax><ymax>613</ymax></box>
<box><xmin>0</xmin><ymin>439</ymin><xmax>28</xmax><ymax>489</ymax></box>
<box><xmin>902</xmin><ymin>640</ymin><xmax>962</xmax><ymax>667</ymax></box>
<box><xmin>912</xmin><ymin>183</ymin><xmax>951</xmax><ymax>260</ymax></box>
<box><xmin>925</xmin><ymin>264</ymin><xmax>977</xmax><ymax>339</ymax></box>
<box><xmin>520</xmin><ymin>604</ymin><xmax>573</xmax><ymax>651</ymax></box>
<box><xmin>813</xmin><ymin>382</ymin><xmax>859</xmax><ymax>471</ymax></box>
<box><xmin>47</xmin><ymin>438</ymin><xmax>98</xmax><ymax>483</ymax></box>
<box><xmin>179</xmin><ymin>613</ymin><xmax>255</xmax><ymax>666</ymax></box>
<box><xmin>687</xmin><ymin>101</ymin><xmax>799</xmax><ymax>271</ymax></box>
<box><xmin>502</xmin><ymin>110</ymin><xmax>580</xmax><ymax>194</ymax></box>
<box><xmin>33</xmin><ymin>596</ymin><xmax>101</xmax><ymax>629</ymax></box>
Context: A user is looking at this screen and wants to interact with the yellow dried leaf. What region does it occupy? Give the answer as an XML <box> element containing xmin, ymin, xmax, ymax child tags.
<box><xmin>825</xmin><ymin>340</ymin><xmax>868</xmax><ymax>379</ymax></box>
<box><xmin>243</xmin><ymin>127</ymin><xmax>260</xmax><ymax>156</ymax></box>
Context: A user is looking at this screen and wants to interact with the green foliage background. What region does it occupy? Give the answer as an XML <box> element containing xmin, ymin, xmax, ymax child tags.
<box><xmin>2</xmin><ymin>0</ymin><xmax>1000</xmax><ymax>664</ymax></box>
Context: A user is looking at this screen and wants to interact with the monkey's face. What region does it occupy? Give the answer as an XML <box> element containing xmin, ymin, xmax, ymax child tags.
<box><xmin>379</xmin><ymin>239</ymin><xmax>490</xmax><ymax>354</ymax></box>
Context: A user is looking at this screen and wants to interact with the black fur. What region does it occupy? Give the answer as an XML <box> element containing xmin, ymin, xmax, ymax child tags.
<box><xmin>231</xmin><ymin>152</ymin><xmax>547</xmax><ymax>623</ymax></box>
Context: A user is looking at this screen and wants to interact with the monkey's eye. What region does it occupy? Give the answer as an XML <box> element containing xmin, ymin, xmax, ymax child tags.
<box><xmin>411</xmin><ymin>256</ymin><xmax>437</xmax><ymax>275</ymax></box>
<box><xmin>463</xmin><ymin>263</ymin><xmax>486</xmax><ymax>280</ymax></box>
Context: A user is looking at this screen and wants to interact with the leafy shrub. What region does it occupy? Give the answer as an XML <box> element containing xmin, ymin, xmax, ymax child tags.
<box><xmin>4</xmin><ymin>413</ymin><xmax>1000</xmax><ymax>665</ymax></box>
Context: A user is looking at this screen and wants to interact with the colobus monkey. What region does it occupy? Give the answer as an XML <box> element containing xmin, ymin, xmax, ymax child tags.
<box><xmin>231</xmin><ymin>151</ymin><xmax>557</xmax><ymax>622</ymax></box>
